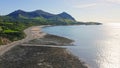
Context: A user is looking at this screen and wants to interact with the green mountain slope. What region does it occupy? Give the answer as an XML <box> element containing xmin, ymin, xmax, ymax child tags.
<box><xmin>7</xmin><ymin>10</ymin><xmax>77</xmax><ymax>25</ymax></box>
<box><xmin>0</xmin><ymin>9</ymin><xmax>77</xmax><ymax>45</ymax></box>
<box><xmin>0</xmin><ymin>9</ymin><xmax>101</xmax><ymax>45</ymax></box>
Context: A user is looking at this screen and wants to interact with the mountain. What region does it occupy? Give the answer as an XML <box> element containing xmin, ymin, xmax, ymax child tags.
<box><xmin>8</xmin><ymin>10</ymin><xmax>54</xmax><ymax>19</ymax></box>
<box><xmin>30</xmin><ymin>10</ymin><xmax>54</xmax><ymax>18</ymax></box>
<box><xmin>0</xmin><ymin>10</ymin><xmax>102</xmax><ymax>45</ymax></box>
<box><xmin>57</xmin><ymin>12</ymin><xmax>75</xmax><ymax>20</ymax></box>
<box><xmin>8</xmin><ymin>10</ymin><xmax>27</xmax><ymax>18</ymax></box>
<box><xmin>7</xmin><ymin>10</ymin><xmax>76</xmax><ymax>25</ymax></box>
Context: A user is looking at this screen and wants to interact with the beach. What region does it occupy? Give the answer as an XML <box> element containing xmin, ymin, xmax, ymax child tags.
<box><xmin>0</xmin><ymin>26</ymin><xmax>46</xmax><ymax>56</ymax></box>
<box><xmin>0</xmin><ymin>25</ymin><xmax>88</xmax><ymax>68</ymax></box>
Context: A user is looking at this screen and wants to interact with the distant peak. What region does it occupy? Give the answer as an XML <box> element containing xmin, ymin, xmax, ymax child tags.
<box><xmin>58</xmin><ymin>12</ymin><xmax>76</xmax><ymax>21</ymax></box>
<box><xmin>62</xmin><ymin>12</ymin><xmax>67</xmax><ymax>13</ymax></box>
<box><xmin>60</xmin><ymin>12</ymin><xmax>68</xmax><ymax>14</ymax></box>
<box><xmin>15</xmin><ymin>9</ymin><xmax>25</xmax><ymax>12</ymax></box>
<box><xmin>32</xmin><ymin>10</ymin><xmax>54</xmax><ymax>16</ymax></box>
<box><xmin>32</xmin><ymin>10</ymin><xmax>48</xmax><ymax>14</ymax></box>
<box><xmin>34</xmin><ymin>10</ymin><xmax>44</xmax><ymax>12</ymax></box>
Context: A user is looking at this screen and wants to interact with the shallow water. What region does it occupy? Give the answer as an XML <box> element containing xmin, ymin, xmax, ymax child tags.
<box><xmin>42</xmin><ymin>23</ymin><xmax>120</xmax><ymax>68</ymax></box>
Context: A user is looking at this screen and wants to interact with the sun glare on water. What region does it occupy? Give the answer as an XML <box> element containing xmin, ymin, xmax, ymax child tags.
<box><xmin>96</xmin><ymin>23</ymin><xmax>120</xmax><ymax>68</ymax></box>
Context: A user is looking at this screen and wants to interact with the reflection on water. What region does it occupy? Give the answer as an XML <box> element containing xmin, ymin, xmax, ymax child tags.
<box><xmin>42</xmin><ymin>23</ymin><xmax>120</xmax><ymax>68</ymax></box>
<box><xmin>96</xmin><ymin>23</ymin><xmax>120</xmax><ymax>68</ymax></box>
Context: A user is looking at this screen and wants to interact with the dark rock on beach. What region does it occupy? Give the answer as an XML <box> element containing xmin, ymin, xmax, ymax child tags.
<box><xmin>0</xmin><ymin>46</ymin><xmax>87</xmax><ymax>68</ymax></box>
<box><xmin>0</xmin><ymin>34</ymin><xmax>87</xmax><ymax>68</ymax></box>
<box><xmin>26</xmin><ymin>34</ymin><xmax>74</xmax><ymax>46</ymax></box>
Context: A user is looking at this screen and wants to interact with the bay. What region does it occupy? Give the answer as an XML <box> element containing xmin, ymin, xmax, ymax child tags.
<box><xmin>42</xmin><ymin>23</ymin><xmax>120</xmax><ymax>68</ymax></box>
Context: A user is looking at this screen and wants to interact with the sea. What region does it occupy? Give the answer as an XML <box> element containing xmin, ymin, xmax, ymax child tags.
<box><xmin>42</xmin><ymin>23</ymin><xmax>120</xmax><ymax>68</ymax></box>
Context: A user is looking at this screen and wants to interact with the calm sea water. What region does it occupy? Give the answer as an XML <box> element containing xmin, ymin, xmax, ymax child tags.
<box><xmin>42</xmin><ymin>23</ymin><xmax>120</xmax><ymax>68</ymax></box>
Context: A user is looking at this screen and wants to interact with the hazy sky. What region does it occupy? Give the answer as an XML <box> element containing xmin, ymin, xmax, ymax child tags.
<box><xmin>0</xmin><ymin>0</ymin><xmax>120</xmax><ymax>23</ymax></box>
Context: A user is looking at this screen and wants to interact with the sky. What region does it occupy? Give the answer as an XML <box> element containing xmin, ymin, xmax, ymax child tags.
<box><xmin>0</xmin><ymin>0</ymin><xmax>120</xmax><ymax>23</ymax></box>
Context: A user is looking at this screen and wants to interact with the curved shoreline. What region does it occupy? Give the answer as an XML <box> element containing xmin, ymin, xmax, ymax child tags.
<box><xmin>0</xmin><ymin>25</ymin><xmax>88</xmax><ymax>68</ymax></box>
<box><xmin>0</xmin><ymin>26</ymin><xmax>46</xmax><ymax>56</ymax></box>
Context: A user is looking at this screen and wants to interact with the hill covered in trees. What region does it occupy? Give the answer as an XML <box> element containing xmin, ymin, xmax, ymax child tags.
<box><xmin>0</xmin><ymin>9</ymin><xmax>101</xmax><ymax>45</ymax></box>
<box><xmin>7</xmin><ymin>10</ymin><xmax>77</xmax><ymax>25</ymax></box>
<box><xmin>0</xmin><ymin>9</ymin><xmax>77</xmax><ymax>45</ymax></box>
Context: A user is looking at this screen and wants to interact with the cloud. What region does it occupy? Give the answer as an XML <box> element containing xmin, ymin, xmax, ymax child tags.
<box><xmin>105</xmin><ymin>0</ymin><xmax>120</xmax><ymax>4</ymax></box>
<box><xmin>73</xmin><ymin>3</ymin><xmax>97</xmax><ymax>8</ymax></box>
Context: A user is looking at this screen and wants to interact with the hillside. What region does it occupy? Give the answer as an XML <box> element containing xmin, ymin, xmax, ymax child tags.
<box><xmin>0</xmin><ymin>9</ymin><xmax>102</xmax><ymax>45</ymax></box>
<box><xmin>7</xmin><ymin>10</ymin><xmax>76</xmax><ymax>25</ymax></box>
<box><xmin>0</xmin><ymin>10</ymin><xmax>77</xmax><ymax>45</ymax></box>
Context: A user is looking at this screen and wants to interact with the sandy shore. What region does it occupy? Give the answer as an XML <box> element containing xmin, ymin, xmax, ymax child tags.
<box><xmin>0</xmin><ymin>25</ymin><xmax>88</xmax><ymax>68</ymax></box>
<box><xmin>0</xmin><ymin>26</ymin><xmax>46</xmax><ymax>56</ymax></box>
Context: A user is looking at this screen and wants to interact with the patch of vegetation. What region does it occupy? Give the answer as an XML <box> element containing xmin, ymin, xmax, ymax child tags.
<box><xmin>0</xmin><ymin>39</ymin><xmax>3</xmax><ymax>45</ymax></box>
<box><xmin>0</xmin><ymin>17</ymin><xmax>27</xmax><ymax>44</ymax></box>
<box><xmin>0</xmin><ymin>26</ymin><xmax>2</xmax><ymax>32</ymax></box>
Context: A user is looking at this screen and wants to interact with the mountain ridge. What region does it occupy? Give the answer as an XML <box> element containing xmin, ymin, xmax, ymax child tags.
<box><xmin>0</xmin><ymin>9</ymin><xmax>102</xmax><ymax>45</ymax></box>
<box><xmin>7</xmin><ymin>9</ymin><xmax>76</xmax><ymax>24</ymax></box>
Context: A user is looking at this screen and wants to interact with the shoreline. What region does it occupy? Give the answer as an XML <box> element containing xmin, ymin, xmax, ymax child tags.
<box><xmin>0</xmin><ymin>25</ymin><xmax>88</xmax><ymax>68</ymax></box>
<box><xmin>0</xmin><ymin>25</ymin><xmax>47</xmax><ymax>56</ymax></box>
